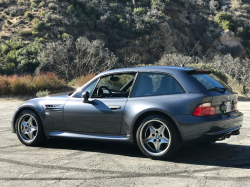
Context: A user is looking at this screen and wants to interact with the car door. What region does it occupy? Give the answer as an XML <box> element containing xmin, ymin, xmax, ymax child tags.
<box><xmin>63</xmin><ymin>72</ymin><xmax>136</xmax><ymax>134</ymax></box>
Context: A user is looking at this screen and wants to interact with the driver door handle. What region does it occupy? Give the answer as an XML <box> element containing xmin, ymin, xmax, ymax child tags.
<box><xmin>109</xmin><ymin>105</ymin><xmax>121</xmax><ymax>110</ymax></box>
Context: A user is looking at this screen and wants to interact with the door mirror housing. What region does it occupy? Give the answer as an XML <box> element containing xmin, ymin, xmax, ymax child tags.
<box><xmin>81</xmin><ymin>91</ymin><xmax>89</xmax><ymax>103</ymax></box>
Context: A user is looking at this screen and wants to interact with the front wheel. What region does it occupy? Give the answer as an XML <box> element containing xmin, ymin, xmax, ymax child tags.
<box><xmin>15</xmin><ymin>110</ymin><xmax>45</xmax><ymax>146</ymax></box>
<box><xmin>136</xmin><ymin>115</ymin><xmax>182</xmax><ymax>159</ymax></box>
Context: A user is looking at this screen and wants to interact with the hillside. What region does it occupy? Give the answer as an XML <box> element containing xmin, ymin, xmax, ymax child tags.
<box><xmin>0</xmin><ymin>0</ymin><xmax>250</xmax><ymax>94</ymax></box>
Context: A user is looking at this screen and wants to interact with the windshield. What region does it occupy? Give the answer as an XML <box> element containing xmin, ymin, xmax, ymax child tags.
<box><xmin>192</xmin><ymin>74</ymin><xmax>234</xmax><ymax>93</ymax></box>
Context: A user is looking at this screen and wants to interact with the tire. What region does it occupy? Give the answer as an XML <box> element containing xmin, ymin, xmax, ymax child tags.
<box><xmin>15</xmin><ymin>110</ymin><xmax>45</xmax><ymax>146</ymax></box>
<box><xmin>136</xmin><ymin>115</ymin><xmax>182</xmax><ymax>159</ymax></box>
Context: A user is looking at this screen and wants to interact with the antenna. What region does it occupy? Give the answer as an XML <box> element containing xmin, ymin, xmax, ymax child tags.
<box><xmin>181</xmin><ymin>40</ymin><xmax>200</xmax><ymax>68</ymax></box>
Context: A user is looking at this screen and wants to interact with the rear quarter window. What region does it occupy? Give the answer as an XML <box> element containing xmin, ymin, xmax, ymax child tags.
<box><xmin>131</xmin><ymin>72</ymin><xmax>185</xmax><ymax>97</ymax></box>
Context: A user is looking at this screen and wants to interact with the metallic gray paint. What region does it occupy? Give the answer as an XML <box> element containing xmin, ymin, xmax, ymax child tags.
<box><xmin>11</xmin><ymin>66</ymin><xmax>243</xmax><ymax>144</ymax></box>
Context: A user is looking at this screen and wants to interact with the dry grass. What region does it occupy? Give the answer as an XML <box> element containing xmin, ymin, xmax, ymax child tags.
<box><xmin>0</xmin><ymin>72</ymin><xmax>67</xmax><ymax>96</ymax></box>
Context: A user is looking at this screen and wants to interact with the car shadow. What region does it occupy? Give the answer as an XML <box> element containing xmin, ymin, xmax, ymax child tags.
<box><xmin>43</xmin><ymin>138</ymin><xmax>250</xmax><ymax>169</ymax></box>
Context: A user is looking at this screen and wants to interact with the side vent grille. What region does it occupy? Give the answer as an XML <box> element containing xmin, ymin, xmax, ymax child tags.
<box><xmin>43</xmin><ymin>105</ymin><xmax>64</xmax><ymax>111</ymax></box>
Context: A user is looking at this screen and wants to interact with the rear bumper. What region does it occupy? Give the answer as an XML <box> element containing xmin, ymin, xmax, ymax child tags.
<box><xmin>173</xmin><ymin>110</ymin><xmax>243</xmax><ymax>144</ymax></box>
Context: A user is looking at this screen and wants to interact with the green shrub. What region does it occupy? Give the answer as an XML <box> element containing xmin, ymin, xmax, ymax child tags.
<box><xmin>133</xmin><ymin>7</ymin><xmax>146</xmax><ymax>15</ymax></box>
<box><xmin>214</xmin><ymin>12</ymin><xmax>233</xmax><ymax>30</ymax></box>
<box><xmin>24</xmin><ymin>11</ymin><xmax>34</xmax><ymax>19</ymax></box>
<box><xmin>0</xmin><ymin>38</ymin><xmax>23</xmax><ymax>55</ymax></box>
<box><xmin>119</xmin><ymin>18</ymin><xmax>129</xmax><ymax>30</ymax></box>
<box><xmin>32</xmin><ymin>20</ymin><xmax>45</xmax><ymax>31</ymax></box>
<box><xmin>48</xmin><ymin>3</ymin><xmax>58</xmax><ymax>10</ymax></box>
<box><xmin>45</xmin><ymin>14</ymin><xmax>51</xmax><ymax>23</ymax></box>
<box><xmin>38</xmin><ymin>37</ymin><xmax>45</xmax><ymax>43</ymax></box>
<box><xmin>19</xmin><ymin>29</ymin><xmax>32</xmax><ymax>36</ymax></box>
<box><xmin>40</xmin><ymin>11</ymin><xmax>45</xmax><ymax>17</ymax></box>
<box><xmin>38</xmin><ymin>1</ymin><xmax>44</xmax><ymax>7</ymax></box>
<box><xmin>32</xmin><ymin>30</ymin><xmax>39</xmax><ymax>37</ymax></box>
<box><xmin>109</xmin><ymin>3</ymin><xmax>117</xmax><ymax>9</ymax></box>
<box><xmin>61</xmin><ymin>33</ymin><xmax>68</xmax><ymax>40</ymax></box>
<box><xmin>5</xmin><ymin>50</ymin><xmax>16</xmax><ymax>63</ymax></box>
<box><xmin>187</xmin><ymin>63</ymin><xmax>228</xmax><ymax>84</ymax></box>
<box><xmin>67</xmin><ymin>5</ymin><xmax>74</xmax><ymax>14</ymax></box>
<box><xmin>15</xmin><ymin>40</ymin><xmax>44</xmax><ymax>74</ymax></box>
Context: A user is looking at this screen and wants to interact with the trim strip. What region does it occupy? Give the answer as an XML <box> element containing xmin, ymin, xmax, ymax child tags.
<box><xmin>49</xmin><ymin>132</ymin><xmax>129</xmax><ymax>141</ymax></box>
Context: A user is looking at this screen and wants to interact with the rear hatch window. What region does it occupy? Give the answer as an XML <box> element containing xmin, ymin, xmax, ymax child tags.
<box><xmin>192</xmin><ymin>74</ymin><xmax>234</xmax><ymax>94</ymax></box>
<box><xmin>190</xmin><ymin>72</ymin><xmax>238</xmax><ymax>114</ymax></box>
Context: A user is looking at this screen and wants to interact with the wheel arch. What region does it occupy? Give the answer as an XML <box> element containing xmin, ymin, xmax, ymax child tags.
<box><xmin>131</xmin><ymin>110</ymin><xmax>184</xmax><ymax>143</ymax></box>
<box><xmin>13</xmin><ymin>107</ymin><xmax>44</xmax><ymax>133</ymax></box>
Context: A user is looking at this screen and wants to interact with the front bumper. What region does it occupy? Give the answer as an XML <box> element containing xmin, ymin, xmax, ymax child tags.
<box><xmin>174</xmin><ymin>110</ymin><xmax>243</xmax><ymax>144</ymax></box>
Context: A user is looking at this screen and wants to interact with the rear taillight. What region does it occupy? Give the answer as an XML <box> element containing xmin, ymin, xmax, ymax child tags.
<box><xmin>193</xmin><ymin>102</ymin><xmax>216</xmax><ymax>116</ymax></box>
<box><xmin>234</xmin><ymin>101</ymin><xmax>237</xmax><ymax>110</ymax></box>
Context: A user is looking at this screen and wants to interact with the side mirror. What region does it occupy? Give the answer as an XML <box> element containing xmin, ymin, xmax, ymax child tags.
<box><xmin>81</xmin><ymin>91</ymin><xmax>89</xmax><ymax>103</ymax></box>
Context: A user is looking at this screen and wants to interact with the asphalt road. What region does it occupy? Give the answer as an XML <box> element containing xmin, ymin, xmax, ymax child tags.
<box><xmin>0</xmin><ymin>101</ymin><xmax>250</xmax><ymax>186</ymax></box>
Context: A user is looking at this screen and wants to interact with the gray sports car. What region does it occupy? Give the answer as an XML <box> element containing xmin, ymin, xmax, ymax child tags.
<box><xmin>11</xmin><ymin>66</ymin><xmax>243</xmax><ymax>159</ymax></box>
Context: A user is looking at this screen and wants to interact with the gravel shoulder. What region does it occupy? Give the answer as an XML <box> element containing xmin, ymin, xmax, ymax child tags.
<box><xmin>0</xmin><ymin>101</ymin><xmax>249</xmax><ymax>186</ymax></box>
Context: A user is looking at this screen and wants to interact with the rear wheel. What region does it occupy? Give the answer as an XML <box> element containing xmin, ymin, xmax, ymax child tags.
<box><xmin>136</xmin><ymin>115</ymin><xmax>182</xmax><ymax>159</ymax></box>
<box><xmin>15</xmin><ymin>110</ymin><xmax>45</xmax><ymax>146</ymax></box>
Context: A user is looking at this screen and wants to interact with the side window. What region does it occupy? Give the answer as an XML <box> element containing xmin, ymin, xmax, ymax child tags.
<box><xmin>133</xmin><ymin>72</ymin><xmax>185</xmax><ymax>97</ymax></box>
<box><xmin>91</xmin><ymin>73</ymin><xmax>136</xmax><ymax>98</ymax></box>
<box><xmin>74</xmin><ymin>79</ymin><xmax>98</xmax><ymax>98</ymax></box>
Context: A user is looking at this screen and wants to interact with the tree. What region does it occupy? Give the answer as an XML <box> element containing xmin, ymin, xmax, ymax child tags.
<box><xmin>38</xmin><ymin>36</ymin><xmax>118</xmax><ymax>80</ymax></box>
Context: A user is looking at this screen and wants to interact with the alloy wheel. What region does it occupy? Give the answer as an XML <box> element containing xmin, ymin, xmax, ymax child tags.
<box><xmin>17</xmin><ymin>114</ymin><xmax>38</xmax><ymax>143</ymax></box>
<box><xmin>139</xmin><ymin>119</ymin><xmax>171</xmax><ymax>156</ymax></box>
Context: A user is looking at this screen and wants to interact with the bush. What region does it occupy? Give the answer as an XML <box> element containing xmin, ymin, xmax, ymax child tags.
<box><xmin>187</xmin><ymin>63</ymin><xmax>228</xmax><ymax>84</ymax></box>
<box><xmin>17</xmin><ymin>0</ymin><xmax>24</xmax><ymax>5</ymax></box>
<box><xmin>133</xmin><ymin>7</ymin><xmax>146</xmax><ymax>16</ymax></box>
<box><xmin>40</xmin><ymin>11</ymin><xmax>45</xmax><ymax>17</ymax></box>
<box><xmin>19</xmin><ymin>29</ymin><xmax>32</xmax><ymax>36</ymax></box>
<box><xmin>50</xmin><ymin>14</ymin><xmax>60</xmax><ymax>24</ymax></box>
<box><xmin>36</xmin><ymin>90</ymin><xmax>50</xmax><ymax>97</ymax></box>
<box><xmin>0</xmin><ymin>38</ymin><xmax>23</xmax><ymax>55</ymax></box>
<box><xmin>32</xmin><ymin>20</ymin><xmax>45</xmax><ymax>31</ymax></box>
<box><xmin>32</xmin><ymin>30</ymin><xmax>39</xmax><ymax>37</ymax></box>
<box><xmin>15</xmin><ymin>40</ymin><xmax>44</xmax><ymax>74</ymax></box>
<box><xmin>0</xmin><ymin>73</ymin><xmax>67</xmax><ymax>95</ymax></box>
<box><xmin>24</xmin><ymin>11</ymin><xmax>34</xmax><ymax>19</ymax></box>
<box><xmin>74</xmin><ymin>74</ymin><xmax>96</xmax><ymax>87</ymax></box>
<box><xmin>38</xmin><ymin>37</ymin><xmax>45</xmax><ymax>43</ymax></box>
<box><xmin>61</xmin><ymin>33</ymin><xmax>68</xmax><ymax>40</ymax></box>
<box><xmin>48</xmin><ymin>3</ymin><xmax>58</xmax><ymax>10</ymax></box>
<box><xmin>32</xmin><ymin>72</ymin><xmax>66</xmax><ymax>91</ymax></box>
<box><xmin>38</xmin><ymin>1</ymin><xmax>45</xmax><ymax>7</ymax></box>
<box><xmin>45</xmin><ymin>14</ymin><xmax>51</xmax><ymax>23</ymax></box>
<box><xmin>214</xmin><ymin>12</ymin><xmax>233</xmax><ymax>30</ymax></box>
<box><xmin>67</xmin><ymin>5</ymin><xmax>74</xmax><ymax>14</ymax></box>
<box><xmin>5</xmin><ymin>50</ymin><xmax>16</xmax><ymax>63</ymax></box>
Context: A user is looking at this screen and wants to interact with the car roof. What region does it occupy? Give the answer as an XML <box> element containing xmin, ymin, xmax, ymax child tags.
<box><xmin>98</xmin><ymin>66</ymin><xmax>198</xmax><ymax>76</ymax></box>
